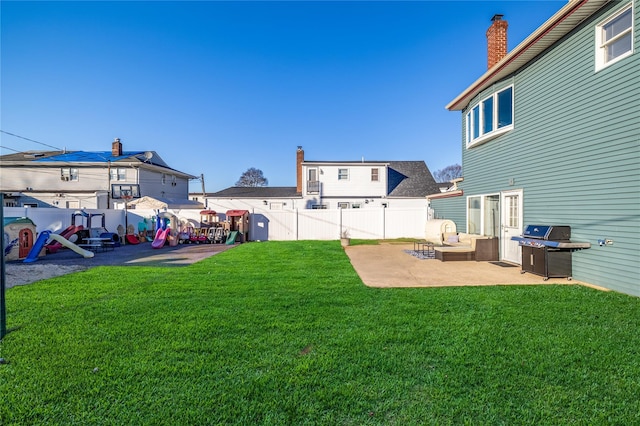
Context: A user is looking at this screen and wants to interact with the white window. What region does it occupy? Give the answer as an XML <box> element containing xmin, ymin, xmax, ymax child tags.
<box><xmin>61</xmin><ymin>168</ymin><xmax>79</xmax><ymax>181</ymax></box>
<box><xmin>351</xmin><ymin>203</ymin><xmax>361</xmax><ymax>209</ymax></box>
<box><xmin>338</xmin><ymin>168</ymin><xmax>349</xmax><ymax>180</ymax></box>
<box><xmin>110</xmin><ymin>168</ymin><xmax>126</xmax><ymax>181</ymax></box>
<box><xmin>307</xmin><ymin>168</ymin><xmax>319</xmax><ymax>193</ymax></box>
<box><xmin>466</xmin><ymin>86</ymin><xmax>513</xmax><ymax>147</ymax></box>
<box><xmin>161</xmin><ymin>174</ymin><xmax>166</xmax><ymax>185</ymax></box>
<box><xmin>596</xmin><ymin>4</ymin><xmax>633</xmax><ymax>71</ymax></box>
<box><xmin>371</xmin><ymin>168</ymin><xmax>379</xmax><ymax>182</ymax></box>
<box><xmin>338</xmin><ymin>202</ymin><xmax>349</xmax><ymax>209</ymax></box>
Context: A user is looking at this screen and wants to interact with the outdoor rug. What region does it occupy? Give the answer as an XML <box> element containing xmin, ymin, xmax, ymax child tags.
<box><xmin>404</xmin><ymin>249</ymin><xmax>435</xmax><ymax>260</ymax></box>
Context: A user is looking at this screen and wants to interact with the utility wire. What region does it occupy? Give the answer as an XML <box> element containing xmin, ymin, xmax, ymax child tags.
<box><xmin>0</xmin><ymin>130</ymin><xmax>62</xmax><ymax>151</ymax></box>
<box><xmin>0</xmin><ymin>145</ymin><xmax>22</xmax><ymax>153</ymax></box>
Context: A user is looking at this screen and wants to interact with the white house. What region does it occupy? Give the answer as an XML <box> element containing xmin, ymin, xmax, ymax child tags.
<box><xmin>198</xmin><ymin>147</ymin><xmax>440</xmax><ymax>212</ymax></box>
<box><xmin>1</xmin><ymin>138</ymin><xmax>196</xmax><ymax>209</ymax></box>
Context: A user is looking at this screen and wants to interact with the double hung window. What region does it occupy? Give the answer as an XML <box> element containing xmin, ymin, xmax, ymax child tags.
<box><xmin>596</xmin><ymin>4</ymin><xmax>633</xmax><ymax>70</ymax></box>
<box><xmin>338</xmin><ymin>168</ymin><xmax>349</xmax><ymax>180</ymax></box>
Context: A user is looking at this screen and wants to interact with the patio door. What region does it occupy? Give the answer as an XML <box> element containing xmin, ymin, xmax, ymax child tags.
<box><xmin>500</xmin><ymin>190</ymin><xmax>522</xmax><ymax>264</ymax></box>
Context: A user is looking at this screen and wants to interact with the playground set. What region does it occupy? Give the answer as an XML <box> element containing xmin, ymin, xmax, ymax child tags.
<box><xmin>177</xmin><ymin>210</ymin><xmax>227</xmax><ymax>245</ymax></box>
<box><xmin>3</xmin><ymin>208</ymin><xmax>250</xmax><ymax>263</ymax></box>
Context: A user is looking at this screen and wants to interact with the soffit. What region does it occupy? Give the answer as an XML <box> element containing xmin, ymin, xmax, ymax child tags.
<box><xmin>447</xmin><ymin>0</ymin><xmax>610</xmax><ymax>111</ymax></box>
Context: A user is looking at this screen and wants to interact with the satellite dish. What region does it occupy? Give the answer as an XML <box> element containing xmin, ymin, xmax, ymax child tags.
<box><xmin>143</xmin><ymin>151</ymin><xmax>154</xmax><ymax>162</ymax></box>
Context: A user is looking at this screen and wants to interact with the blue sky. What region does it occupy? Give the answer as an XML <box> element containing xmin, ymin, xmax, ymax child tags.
<box><xmin>1</xmin><ymin>1</ymin><xmax>566</xmax><ymax>192</ymax></box>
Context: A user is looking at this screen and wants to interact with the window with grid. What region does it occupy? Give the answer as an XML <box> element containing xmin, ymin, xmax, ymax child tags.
<box><xmin>371</xmin><ymin>168</ymin><xmax>379</xmax><ymax>181</ymax></box>
<box><xmin>338</xmin><ymin>168</ymin><xmax>349</xmax><ymax>180</ymax></box>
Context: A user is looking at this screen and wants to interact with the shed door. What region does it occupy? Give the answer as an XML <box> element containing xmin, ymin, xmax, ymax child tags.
<box><xmin>500</xmin><ymin>190</ymin><xmax>522</xmax><ymax>264</ymax></box>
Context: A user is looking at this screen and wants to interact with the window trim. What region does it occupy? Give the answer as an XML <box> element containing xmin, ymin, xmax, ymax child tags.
<box><xmin>371</xmin><ymin>168</ymin><xmax>379</xmax><ymax>182</ymax></box>
<box><xmin>466</xmin><ymin>85</ymin><xmax>514</xmax><ymax>148</ymax></box>
<box><xmin>595</xmin><ymin>3</ymin><xmax>634</xmax><ymax>72</ymax></box>
<box><xmin>338</xmin><ymin>168</ymin><xmax>349</xmax><ymax>181</ymax></box>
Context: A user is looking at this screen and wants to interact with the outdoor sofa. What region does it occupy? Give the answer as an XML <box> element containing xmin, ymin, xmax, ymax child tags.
<box><xmin>433</xmin><ymin>232</ymin><xmax>499</xmax><ymax>262</ymax></box>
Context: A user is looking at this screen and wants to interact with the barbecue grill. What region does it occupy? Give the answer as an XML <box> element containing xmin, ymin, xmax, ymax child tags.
<box><xmin>511</xmin><ymin>225</ymin><xmax>591</xmax><ymax>280</ymax></box>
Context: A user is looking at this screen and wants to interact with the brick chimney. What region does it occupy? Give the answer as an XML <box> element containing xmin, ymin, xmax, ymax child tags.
<box><xmin>487</xmin><ymin>14</ymin><xmax>508</xmax><ymax>69</ymax></box>
<box><xmin>296</xmin><ymin>146</ymin><xmax>304</xmax><ymax>194</ymax></box>
<box><xmin>111</xmin><ymin>137</ymin><xmax>123</xmax><ymax>157</ymax></box>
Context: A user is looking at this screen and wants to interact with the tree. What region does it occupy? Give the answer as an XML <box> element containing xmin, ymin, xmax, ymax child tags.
<box><xmin>433</xmin><ymin>164</ymin><xmax>462</xmax><ymax>182</ymax></box>
<box><xmin>236</xmin><ymin>167</ymin><xmax>268</xmax><ymax>187</ymax></box>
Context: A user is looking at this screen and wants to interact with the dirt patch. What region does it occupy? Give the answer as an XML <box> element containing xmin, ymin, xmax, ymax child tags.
<box><xmin>4</xmin><ymin>264</ymin><xmax>89</xmax><ymax>289</ymax></box>
<box><xmin>3</xmin><ymin>242</ymin><xmax>235</xmax><ymax>289</ymax></box>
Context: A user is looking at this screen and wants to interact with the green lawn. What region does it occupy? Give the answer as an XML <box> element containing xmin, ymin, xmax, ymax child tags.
<box><xmin>1</xmin><ymin>241</ymin><xmax>639</xmax><ymax>425</ymax></box>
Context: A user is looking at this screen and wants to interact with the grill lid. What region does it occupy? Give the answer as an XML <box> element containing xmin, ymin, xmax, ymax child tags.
<box><xmin>523</xmin><ymin>225</ymin><xmax>571</xmax><ymax>240</ymax></box>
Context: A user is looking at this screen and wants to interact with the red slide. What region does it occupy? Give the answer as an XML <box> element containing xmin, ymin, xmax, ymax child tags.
<box><xmin>46</xmin><ymin>225</ymin><xmax>83</xmax><ymax>253</ymax></box>
<box><xmin>126</xmin><ymin>234</ymin><xmax>140</xmax><ymax>245</ymax></box>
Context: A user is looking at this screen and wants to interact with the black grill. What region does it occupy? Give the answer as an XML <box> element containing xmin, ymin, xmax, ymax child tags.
<box><xmin>511</xmin><ymin>225</ymin><xmax>591</xmax><ymax>280</ymax></box>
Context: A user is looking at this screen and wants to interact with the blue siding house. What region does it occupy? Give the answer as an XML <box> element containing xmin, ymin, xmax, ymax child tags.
<box><xmin>429</xmin><ymin>0</ymin><xmax>639</xmax><ymax>296</ymax></box>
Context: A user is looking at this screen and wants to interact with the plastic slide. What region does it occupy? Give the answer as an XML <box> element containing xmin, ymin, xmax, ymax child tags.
<box><xmin>126</xmin><ymin>234</ymin><xmax>140</xmax><ymax>245</ymax></box>
<box><xmin>225</xmin><ymin>231</ymin><xmax>239</xmax><ymax>245</ymax></box>
<box><xmin>47</xmin><ymin>234</ymin><xmax>94</xmax><ymax>259</ymax></box>
<box><xmin>23</xmin><ymin>231</ymin><xmax>52</xmax><ymax>263</ymax></box>
<box><xmin>152</xmin><ymin>227</ymin><xmax>170</xmax><ymax>249</ymax></box>
<box><xmin>24</xmin><ymin>231</ymin><xmax>94</xmax><ymax>263</ymax></box>
<box><xmin>46</xmin><ymin>225</ymin><xmax>83</xmax><ymax>254</ymax></box>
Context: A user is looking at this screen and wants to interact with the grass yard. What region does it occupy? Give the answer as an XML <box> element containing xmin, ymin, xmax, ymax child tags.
<box><xmin>1</xmin><ymin>240</ymin><xmax>639</xmax><ymax>425</ymax></box>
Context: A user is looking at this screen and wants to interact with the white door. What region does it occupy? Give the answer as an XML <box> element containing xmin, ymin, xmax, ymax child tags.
<box><xmin>500</xmin><ymin>190</ymin><xmax>523</xmax><ymax>264</ymax></box>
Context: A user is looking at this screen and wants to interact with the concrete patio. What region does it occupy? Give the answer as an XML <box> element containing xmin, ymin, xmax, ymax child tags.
<box><xmin>345</xmin><ymin>242</ymin><xmax>590</xmax><ymax>288</ymax></box>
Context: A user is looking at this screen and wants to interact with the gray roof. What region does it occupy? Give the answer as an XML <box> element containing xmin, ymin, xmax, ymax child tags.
<box><xmin>204</xmin><ymin>186</ymin><xmax>300</xmax><ymax>198</ymax></box>
<box><xmin>386</xmin><ymin>161</ymin><xmax>440</xmax><ymax>197</ymax></box>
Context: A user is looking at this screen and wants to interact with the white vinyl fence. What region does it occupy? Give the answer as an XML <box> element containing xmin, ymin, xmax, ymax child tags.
<box><xmin>3</xmin><ymin>206</ymin><xmax>429</xmax><ymax>241</ymax></box>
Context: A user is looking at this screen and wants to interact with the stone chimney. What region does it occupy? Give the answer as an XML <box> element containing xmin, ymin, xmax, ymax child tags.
<box><xmin>111</xmin><ymin>138</ymin><xmax>123</xmax><ymax>157</ymax></box>
<box><xmin>296</xmin><ymin>146</ymin><xmax>304</xmax><ymax>194</ymax></box>
<box><xmin>487</xmin><ymin>14</ymin><xmax>508</xmax><ymax>69</ymax></box>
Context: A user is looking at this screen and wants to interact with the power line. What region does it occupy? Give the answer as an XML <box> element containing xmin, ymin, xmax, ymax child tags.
<box><xmin>0</xmin><ymin>145</ymin><xmax>22</xmax><ymax>153</ymax></box>
<box><xmin>0</xmin><ymin>130</ymin><xmax>62</xmax><ymax>151</ymax></box>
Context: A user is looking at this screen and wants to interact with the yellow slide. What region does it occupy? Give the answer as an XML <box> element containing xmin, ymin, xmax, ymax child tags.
<box><xmin>48</xmin><ymin>233</ymin><xmax>95</xmax><ymax>258</ymax></box>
